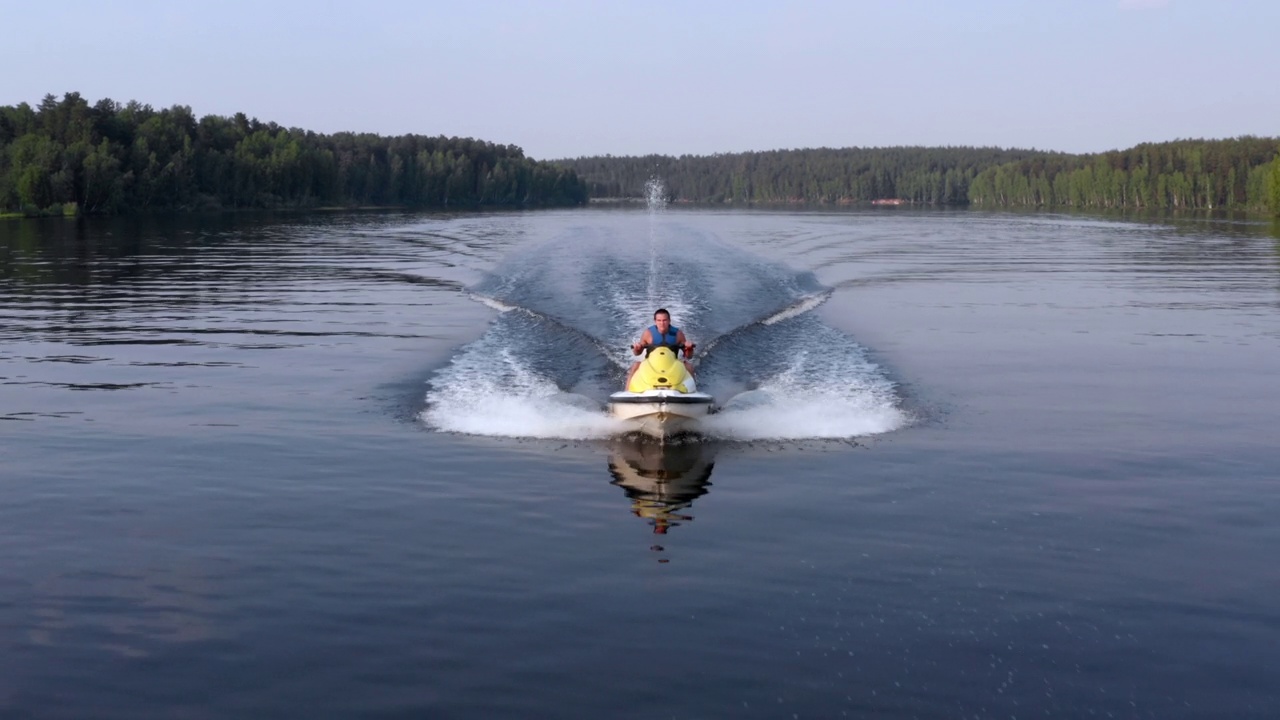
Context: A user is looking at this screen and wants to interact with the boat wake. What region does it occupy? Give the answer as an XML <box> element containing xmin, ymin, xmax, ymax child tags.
<box><xmin>420</xmin><ymin>311</ymin><xmax>624</xmax><ymax>440</ymax></box>
<box><xmin>419</xmin><ymin>215</ymin><xmax>909</xmax><ymax>441</ymax></box>
<box><xmin>702</xmin><ymin>316</ymin><xmax>905</xmax><ymax>440</ymax></box>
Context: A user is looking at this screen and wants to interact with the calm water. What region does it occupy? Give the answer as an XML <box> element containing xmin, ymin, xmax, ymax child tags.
<box><xmin>2</xmin><ymin>208</ymin><xmax>1278</xmax><ymax>719</ymax></box>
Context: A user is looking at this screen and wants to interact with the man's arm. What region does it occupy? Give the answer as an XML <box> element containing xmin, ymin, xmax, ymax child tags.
<box><xmin>677</xmin><ymin>330</ymin><xmax>694</xmax><ymax>357</ymax></box>
<box><xmin>631</xmin><ymin>329</ymin><xmax>652</xmax><ymax>355</ymax></box>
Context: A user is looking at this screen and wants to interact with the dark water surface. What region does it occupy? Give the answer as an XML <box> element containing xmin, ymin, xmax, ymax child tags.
<box><xmin>2</xmin><ymin>208</ymin><xmax>1278</xmax><ymax>719</ymax></box>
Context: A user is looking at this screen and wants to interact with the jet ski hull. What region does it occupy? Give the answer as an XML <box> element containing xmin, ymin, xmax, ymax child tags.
<box><xmin>608</xmin><ymin>390</ymin><xmax>714</xmax><ymax>440</ymax></box>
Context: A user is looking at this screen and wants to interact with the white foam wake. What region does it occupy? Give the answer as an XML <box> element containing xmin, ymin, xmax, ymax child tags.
<box><xmin>471</xmin><ymin>294</ymin><xmax>518</xmax><ymax>313</ymax></box>
<box><xmin>702</xmin><ymin>346</ymin><xmax>909</xmax><ymax>441</ymax></box>
<box><xmin>421</xmin><ymin>346</ymin><xmax>625</xmax><ymax>440</ymax></box>
<box><xmin>761</xmin><ymin>292</ymin><xmax>831</xmax><ymax>326</ymax></box>
<box><xmin>704</xmin><ymin>389</ymin><xmax>907</xmax><ymax>441</ymax></box>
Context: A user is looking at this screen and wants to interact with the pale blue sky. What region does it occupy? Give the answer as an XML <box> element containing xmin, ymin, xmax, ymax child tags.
<box><xmin>3</xmin><ymin>0</ymin><xmax>1276</xmax><ymax>159</ymax></box>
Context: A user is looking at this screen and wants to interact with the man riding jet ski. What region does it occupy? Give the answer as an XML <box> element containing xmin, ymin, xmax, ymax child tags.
<box><xmin>608</xmin><ymin>309</ymin><xmax>714</xmax><ymax>439</ymax></box>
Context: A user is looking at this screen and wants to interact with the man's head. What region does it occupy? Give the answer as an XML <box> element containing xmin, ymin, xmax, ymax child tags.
<box><xmin>653</xmin><ymin>309</ymin><xmax>671</xmax><ymax>331</ymax></box>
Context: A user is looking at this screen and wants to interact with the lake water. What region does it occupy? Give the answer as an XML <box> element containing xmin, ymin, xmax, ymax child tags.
<box><xmin>2</xmin><ymin>207</ymin><xmax>1278</xmax><ymax>719</ymax></box>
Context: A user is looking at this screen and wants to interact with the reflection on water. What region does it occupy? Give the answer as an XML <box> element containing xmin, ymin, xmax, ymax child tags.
<box><xmin>607</xmin><ymin>439</ymin><xmax>716</xmax><ymax>544</ymax></box>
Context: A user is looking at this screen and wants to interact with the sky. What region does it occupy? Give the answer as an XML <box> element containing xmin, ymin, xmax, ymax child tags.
<box><xmin>2</xmin><ymin>0</ymin><xmax>1276</xmax><ymax>160</ymax></box>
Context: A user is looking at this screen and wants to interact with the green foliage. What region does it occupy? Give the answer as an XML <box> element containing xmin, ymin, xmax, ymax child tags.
<box><xmin>969</xmin><ymin>137</ymin><xmax>1279</xmax><ymax>212</ymax></box>
<box><xmin>0</xmin><ymin>92</ymin><xmax>588</xmax><ymax>215</ymax></box>
<box><xmin>563</xmin><ymin>139</ymin><xmax>1280</xmax><ymax>214</ymax></box>
<box><xmin>559</xmin><ymin>147</ymin><xmax>1036</xmax><ymax>205</ymax></box>
<box><xmin>1270</xmin><ymin>151</ymin><xmax>1280</xmax><ymax>217</ymax></box>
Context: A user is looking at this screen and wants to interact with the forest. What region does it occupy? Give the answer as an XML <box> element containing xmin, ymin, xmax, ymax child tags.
<box><xmin>559</xmin><ymin>139</ymin><xmax>1280</xmax><ymax>215</ymax></box>
<box><xmin>5</xmin><ymin>93</ymin><xmax>1277</xmax><ymax>217</ymax></box>
<box><xmin>967</xmin><ymin>137</ymin><xmax>1280</xmax><ymax>212</ymax></box>
<box><xmin>561</xmin><ymin>147</ymin><xmax>1038</xmax><ymax>205</ymax></box>
<box><xmin>0</xmin><ymin>93</ymin><xmax>588</xmax><ymax>216</ymax></box>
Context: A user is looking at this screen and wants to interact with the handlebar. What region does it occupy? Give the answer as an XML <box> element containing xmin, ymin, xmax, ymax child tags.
<box><xmin>630</xmin><ymin>343</ymin><xmax>696</xmax><ymax>357</ymax></box>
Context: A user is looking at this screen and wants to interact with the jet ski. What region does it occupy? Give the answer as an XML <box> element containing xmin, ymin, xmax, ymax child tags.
<box><xmin>608</xmin><ymin>346</ymin><xmax>714</xmax><ymax>440</ymax></box>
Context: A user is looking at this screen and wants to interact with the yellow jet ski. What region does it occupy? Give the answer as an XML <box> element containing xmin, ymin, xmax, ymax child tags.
<box><xmin>608</xmin><ymin>346</ymin><xmax>714</xmax><ymax>440</ymax></box>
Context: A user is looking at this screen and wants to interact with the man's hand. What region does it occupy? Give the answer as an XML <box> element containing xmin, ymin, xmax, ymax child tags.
<box><xmin>683</xmin><ymin>342</ymin><xmax>695</xmax><ymax>357</ymax></box>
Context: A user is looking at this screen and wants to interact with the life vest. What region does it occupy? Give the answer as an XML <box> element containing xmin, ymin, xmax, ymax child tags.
<box><xmin>645</xmin><ymin>324</ymin><xmax>681</xmax><ymax>356</ymax></box>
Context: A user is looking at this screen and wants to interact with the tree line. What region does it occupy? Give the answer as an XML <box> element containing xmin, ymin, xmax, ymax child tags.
<box><xmin>0</xmin><ymin>92</ymin><xmax>588</xmax><ymax>216</ymax></box>
<box><xmin>559</xmin><ymin>147</ymin><xmax>1040</xmax><ymax>206</ymax></box>
<box><xmin>967</xmin><ymin>137</ymin><xmax>1280</xmax><ymax>212</ymax></box>
<box><xmin>558</xmin><ymin>139</ymin><xmax>1280</xmax><ymax>215</ymax></box>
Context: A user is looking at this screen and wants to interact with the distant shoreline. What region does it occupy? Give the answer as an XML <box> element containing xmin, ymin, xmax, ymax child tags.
<box><xmin>1</xmin><ymin>92</ymin><xmax>589</xmax><ymax>218</ymax></box>
<box><xmin>6</xmin><ymin>93</ymin><xmax>1277</xmax><ymax>217</ymax></box>
<box><xmin>561</xmin><ymin>139</ymin><xmax>1280</xmax><ymax>215</ymax></box>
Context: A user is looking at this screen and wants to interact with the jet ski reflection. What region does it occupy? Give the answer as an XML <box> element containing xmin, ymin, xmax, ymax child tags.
<box><xmin>607</xmin><ymin>439</ymin><xmax>717</xmax><ymax>536</ymax></box>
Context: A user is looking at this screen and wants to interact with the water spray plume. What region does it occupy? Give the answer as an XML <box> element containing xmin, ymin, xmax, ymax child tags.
<box><xmin>646</xmin><ymin>177</ymin><xmax>666</xmax><ymax>306</ymax></box>
<box><xmin>645</xmin><ymin>177</ymin><xmax>667</xmax><ymax>213</ymax></box>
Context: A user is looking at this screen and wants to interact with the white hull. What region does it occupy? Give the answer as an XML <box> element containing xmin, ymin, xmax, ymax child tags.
<box><xmin>608</xmin><ymin>390</ymin><xmax>714</xmax><ymax>440</ymax></box>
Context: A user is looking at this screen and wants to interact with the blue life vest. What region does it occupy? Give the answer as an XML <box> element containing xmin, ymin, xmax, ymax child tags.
<box><xmin>645</xmin><ymin>324</ymin><xmax>681</xmax><ymax>356</ymax></box>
